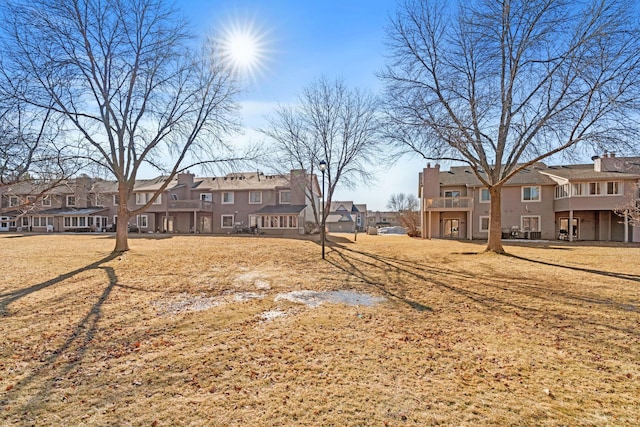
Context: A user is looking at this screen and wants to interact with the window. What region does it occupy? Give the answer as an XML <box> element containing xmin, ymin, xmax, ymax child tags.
<box><xmin>42</xmin><ymin>195</ymin><xmax>51</xmax><ymax>206</ymax></box>
<box><xmin>279</xmin><ymin>190</ymin><xmax>291</xmax><ymax>204</ymax></box>
<box><xmin>572</xmin><ymin>183</ymin><xmax>583</xmax><ymax>196</ymax></box>
<box><xmin>200</xmin><ymin>193</ymin><xmax>212</xmax><ymax>202</ymax></box>
<box><xmin>9</xmin><ymin>196</ymin><xmax>19</xmax><ymax>207</ymax></box>
<box><xmin>136</xmin><ymin>192</ymin><xmax>159</xmax><ymax>205</ymax></box>
<box><xmin>255</xmin><ymin>215</ymin><xmax>298</xmax><ymax>229</ymax></box>
<box><xmin>522</xmin><ymin>186</ymin><xmax>540</xmax><ymax>202</ymax></box>
<box><xmin>222</xmin><ymin>192</ymin><xmax>234</xmax><ymax>204</ymax></box>
<box><xmin>521</xmin><ymin>216</ymin><xmax>540</xmax><ymax>231</ymax></box>
<box><xmin>221</xmin><ymin>214</ymin><xmax>234</xmax><ymax>228</ymax></box>
<box><xmin>26</xmin><ymin>196</ymin><xmax>36</xmax><ymax>205</ymax></box>
<box><xmin>137</xmin><ymin>215</ymin><xmax>148</xmax><ymax>228</ymax></box>
<box><xmin>589</xmin><ymin>182</ymin><xmax>601</xmax><ymax>195</ymax></box>
<box><xmin>66</xmin><ymin>195</ymin><xmax>76</xmax><ymax>206</ymax></box>
<box><xmin>170</xmin><ymin>194</ymin><xmax>179</xmax><ymax>200</ymax></box>
<box><xmin>479</xmin><ymin>216</ymin><xmax>490</xmax><ymax>232</ymax></box>
<box><xmin>249</xmin><ymin>191</ymin><xmax>262</xmax><ymax>204</ymax></box>
<box><xmin>22</xmin><ymin>217</ymin><xmax>30</xmax><ymax>227</ymax></box>
<box><xmin>32</xmin><ymin>216</ymin><xmax>53</xmax><ymax>227</ymax></box>
<box><xmin>113</xmin><ymin>195</ymin><xmax>120</xmax><ymax>206</ymax></box>
<box><xmin>555</xmin><ymin>184</ymin><xmax>570</xmax><ymax>199</ymax></box>
<box><xmin>480</xmin><ymin>189</ymin><xmax>491</xmax><ymax>203</ymax></box>
<box><xmin>606</xmin><ymin>181</ymin><xmax>622</xmax><ymax>195</ymax></box>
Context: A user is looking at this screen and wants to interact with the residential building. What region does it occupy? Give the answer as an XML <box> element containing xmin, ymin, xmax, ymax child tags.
<box><xmin>366</xmin><ymin>211</ymin><xmax>402</xmax><ymax>229</ymax></box>
<box><xmin>419</xmin><ymin>153</ymin><xmax>640</xmax><ymax>242</ymax></box>
<box><xmin>0</xmin><ymin>170</ymin><xmax>321</xmax><ymax>236</ymax></box>
<box><xmin>325</xmin><ymin>201</ymin><xmax>367</xmax><ymax>233</ymax></box>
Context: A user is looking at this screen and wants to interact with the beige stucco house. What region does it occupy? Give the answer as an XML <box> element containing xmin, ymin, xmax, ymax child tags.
<box><xmin>419</xmin><ymin>153</ymin><xmax>640</xmax><ymax>242</ymax></box>
<box><xmin>0</xmin><ymin>170</ymin><xmax>321</xmax><ymax>236</ymax></box>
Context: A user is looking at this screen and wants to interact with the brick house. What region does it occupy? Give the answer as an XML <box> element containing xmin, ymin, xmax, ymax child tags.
<box><xmin>419</xmin><ymin>153</ymin><xmax>640</xmax><ymax>242</ymax></box>
<box><xmin>0</xmin><ymin>170</ymin><xmax>321</xmax><ymax>235</ymax></box>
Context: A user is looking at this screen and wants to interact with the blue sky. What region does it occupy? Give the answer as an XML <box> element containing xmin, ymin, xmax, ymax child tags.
<box><xmin>176</xmin><ymin>0</ymin><xmax>425</xmax><ymax>211</ymax></box>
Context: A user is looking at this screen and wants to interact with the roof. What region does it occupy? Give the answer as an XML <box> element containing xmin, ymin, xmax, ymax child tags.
<box><xmin>540</xmin><ymin>166</ymin><xmax>640</xmax><ymax>181</ymax></box>
<box><xmin>436</xmin><ymin>159</ymin><xmax>640</xmax><ymax>188</ymax></box>
<box><xmin>326</xmin><ymin>213</ymin><xmax>353</xmax><ymax>223</ymax></box>
<box><xmin>438</xmin><ymin>164</ymin><xmax>557</xmax><ymax>187</ymax></box>
<box><xmin>254</xmin><ymin>204</ymin><xmax>306</xmax><ymax>214</ymax></box>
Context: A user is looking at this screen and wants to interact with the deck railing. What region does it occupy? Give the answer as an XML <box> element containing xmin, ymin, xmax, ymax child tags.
<box><xmin>423</xmin><ymin>197</ymin><xmax>473</xmax><ymax>210</ymax></box>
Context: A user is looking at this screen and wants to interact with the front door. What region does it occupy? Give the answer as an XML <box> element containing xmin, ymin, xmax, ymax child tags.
<box><xmin>559</xmin><ymin>217</ymin><xmax>579</xmax><ymax>240</ymax></box>
<box><xmin>162</xmin><ymin>216</ymin><xmax>174</xmax><ymax>233</ymax></box>
<box><xmin>0</xmin><ymin>216</ymin><xmax>13</xmax><ymax>231</ymax></box>
<box><xmin>443</xmin><ymin>219</ymin><xmax>460</xmax><ymax>238</ymax></box>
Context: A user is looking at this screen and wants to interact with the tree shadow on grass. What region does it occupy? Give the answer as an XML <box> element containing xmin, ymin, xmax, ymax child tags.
<box><xmin>324</xmin><ymin>244</ymin><xmax>639</xmax><ymax>344</ymax></box>
<box><xmin>505</xmin><ymin>253</ymin><xmax>640</xmax><ymax>283</ymax></box>
<box><xmin>0</xmin><ymin>253</ymin><xmax>119</xmax><ymax>316</ymax></box>
<box><xmin>0</xmin><ymin>254</ymin><xmax>121</xmax><ymax>418</ymax></box>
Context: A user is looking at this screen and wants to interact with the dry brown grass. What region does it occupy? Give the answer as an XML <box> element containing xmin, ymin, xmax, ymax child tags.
<box><xmin>1</xmin><ymin>233</ymin><xmax>639</xmax><ymax>426</ymax></box>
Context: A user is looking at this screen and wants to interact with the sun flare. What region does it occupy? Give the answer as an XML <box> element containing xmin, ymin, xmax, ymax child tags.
<box><xmin>220</xmin><ymin>18</ymin><xmax>270</xmax><ymax>82</ymax></box>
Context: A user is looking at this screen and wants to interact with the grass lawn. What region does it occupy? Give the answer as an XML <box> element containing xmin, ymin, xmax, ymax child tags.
<box><xmin>1</xmin><ymin>233</ymin><xmax>639</xmax><ymax>426</ymax></box>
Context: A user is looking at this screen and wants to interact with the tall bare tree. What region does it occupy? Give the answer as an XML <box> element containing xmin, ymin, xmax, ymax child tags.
<box><xmin>1</xmin><ymin>0</ymin><xmax>241</xmax><ymax>252</ymax></box>
<box><xmin>260</xmin><ymin>76</ymin><xmax>381</xmax><ymax>228</ymax></box>
<box><xmin>381</xmin><ymin>0</ymin><xmax>640</xmax><ymax>252</ymax></box>
<box><xmin>0</xmin><ymin>70</ymin><xmax>84</xmax><ymax>213</ymax></box>
<box><xmin>387</xmin><ymin>192</ymin><xmax>420</xmax><ymax>236</ymax></box>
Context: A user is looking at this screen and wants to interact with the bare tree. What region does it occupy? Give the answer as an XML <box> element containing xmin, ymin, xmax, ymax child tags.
<box><xmin>2</xmin><ymin>0</ymin><xmax>241</xmax><ymax>252</ymax></box>
<box><xmin>0</xmin><ymin>71</ymin><xmax>84</xmax><ymax>213</ymax></box>
<box><xmin>260</xmin><ymin>76</ymin><xmax>381</xmax><ymax>228</ymax></box>
<box><xmin>387</xmin><ymin>192</ymin><xmax>420</xmax><ymax>236</ymax></box>
<box><xmin>615</xmin><ymin>182</ymin><xmax>640</xmax><ymax>226</ymax></box>
<box><xmin>381</xmin><ymin>0</ymin><xmax>640</xmax><ymax>253</ymax></box>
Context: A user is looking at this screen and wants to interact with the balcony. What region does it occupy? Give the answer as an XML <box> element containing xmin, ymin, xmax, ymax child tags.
<box><xmin>423</xmin><ymin>197</ymin><xmax>473</xmax><ymax>211</ymax></box>
<box><xmin>168</xmin><ymin>200</ymin><xmax>213</xmax><ymax>211</ymax></box>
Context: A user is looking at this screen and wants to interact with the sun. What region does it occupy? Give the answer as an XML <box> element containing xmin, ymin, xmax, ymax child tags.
<box><xmin>219</xmin><ymin>18</ymin><xmax>270</xmax><ymax>83</ymax></box>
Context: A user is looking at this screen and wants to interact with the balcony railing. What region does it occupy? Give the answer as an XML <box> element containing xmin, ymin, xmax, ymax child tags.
<box><xmin>423</xmin><ymin>197</ymin><xmax>473</xmax><ymax>210</ymax></box>
<box><xmin>168</xmin><ymin>200</ymin><xmax>213</xmax><ymax>211</ymax></box>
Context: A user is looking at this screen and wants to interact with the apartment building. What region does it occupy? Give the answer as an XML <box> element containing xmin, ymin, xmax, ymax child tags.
<box><xmin>419</xmin><ymin>153</ymin><xmax>640</xmax><ymax>242</ymax></box>
<box><xmin>0</xmin><ymin>169</ymin><xmax>321</xmax><ymax>236</ymax></box>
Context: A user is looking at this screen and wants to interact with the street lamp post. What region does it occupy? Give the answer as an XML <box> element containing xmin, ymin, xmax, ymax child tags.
<box><xmin>319</xmin><ymin>160</ymin><xmax>327</xmax><ymax>259</ymax></box>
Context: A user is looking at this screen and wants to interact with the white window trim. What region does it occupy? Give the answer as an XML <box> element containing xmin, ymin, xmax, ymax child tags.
<box><xmin>42</xmin><ymin>195</ymin><xmax>51</xmax><ymax>206</ymax></box>
<box><xmin>279</xmin><ymin>190</ymin><xmax>291</xmax><ymax>204</ymax></box>
<box><xmin>479</xmin><ymin>188</ymin><xmax>491</xmax><ymax>203</ymax></box>
<box><xmin>520</xmin><ymin>215</ymin><xmax>541</xmax><ymax>232</ymax></box>
<box><xmin>249</xmin><ymin>191</ymin><xmax>262</xmax><ymax>204</ymax></box>
<box><xmin>521</xmin><ymin>186</ymin><xmax>541</xmax><ymax>202</ymax></box>
<box><xmin>200</xmin><ymin>193</ymin><xmax>212</xmax><ymax>202</ymax></box>
<box><xmin>479</xmin><ymin>215</ymin><xmax>490</xmax><ymax>232</ymax></box>
<box><xmin>66</xmin><ymin>195</ymin><xmax>76</xmax><ymax>206</ymax></box>
<box><xmin>137</xmin><ymin>214</ymin><xmax>148</xmax><ymax>228</ymax></box>
<box><xmin>222</xmin><ymin>192</ymin><xmax>234</xmax><ymax>204</ymax></box>
<box><xmin>221</xmin><ymin>214</ymin><xmax>234</xmax><ymax>228</ymax></box>
<box><xmin>605</xmin><ymin>181</ymin><xmax>623</xmax><ymax>196</ymax></box>
<box><xmin>9</xmin><ymin>196</ymin><xmax>19</xmax><ymax>207</ymax></box>
<box><xmin>113</xmin><ymin>194</ymin><xmax>120</xmax><ymax>206</ymax></box>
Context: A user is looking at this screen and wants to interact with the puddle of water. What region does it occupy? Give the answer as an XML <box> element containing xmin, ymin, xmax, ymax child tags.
<box><xmin>274</xmin><ymin>290</ymin><xmax>385</xmax><ymax>307</ymax></box>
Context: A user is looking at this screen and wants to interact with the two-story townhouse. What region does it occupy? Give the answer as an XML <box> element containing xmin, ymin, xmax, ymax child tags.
<box><xmin>0</xmin><ymin>169</ymin><xmax>322</xmax><ymax>235</ymax></box>
<box><xmin>1</xmin><ymin>177</ymin><xmax>112</xmax><ymax>232</ymax></box>
<box><xmin>125</xmin><ymin>169</ymin><xmax>320</xmax><ymax>235</ymax></box>
<box><xmin>419</xmin><ymin>154</ymin><xmax>640</xmax><ymax>242</ymax></box>
<box><xmin>325</xmin><ymin>201</ymin><xmax>368</xmax><ymax>233</ymax></box>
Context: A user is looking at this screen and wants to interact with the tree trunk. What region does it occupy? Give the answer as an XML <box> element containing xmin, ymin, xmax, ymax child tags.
<box><xmin>114</xmin><ymin>201</ymin><xmax>130</xmax><ymax>253</ymax></box>
<box><xmin>485</xmin><ymin>186</ymin><xmax>505</xmax><ymax>253</ymax></box>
